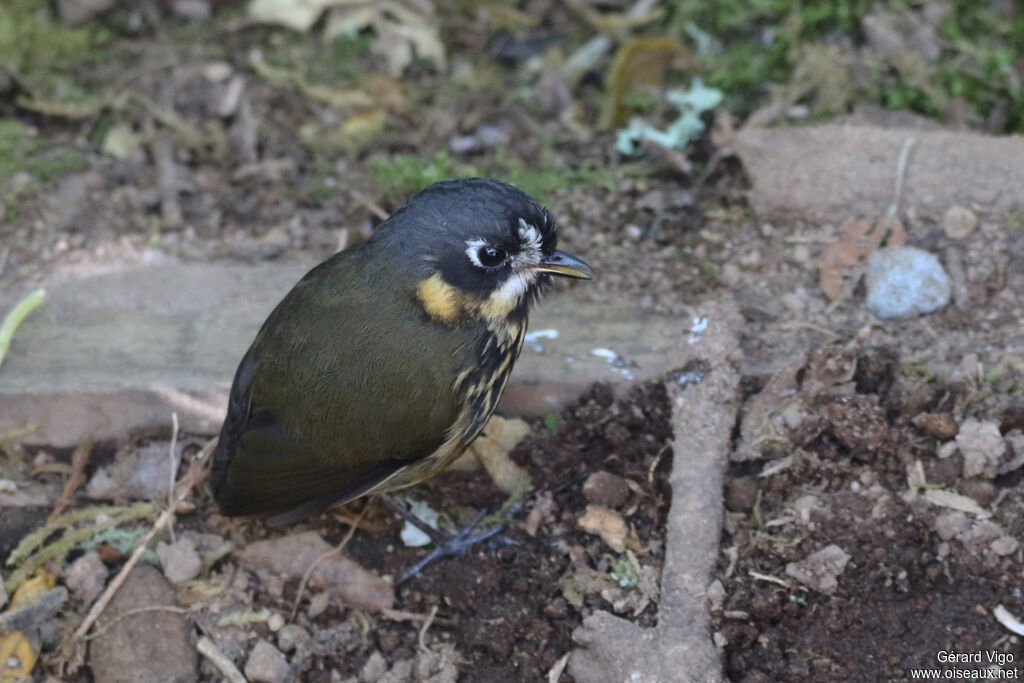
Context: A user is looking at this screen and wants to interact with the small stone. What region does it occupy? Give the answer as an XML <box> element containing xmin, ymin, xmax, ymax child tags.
<box><xmin>959</xmin><ymin>480</ymin><xmax>996</xmax><ymax>507</ymax></box>
<box><xmin>943</xmin><ymin>206</ymin><xmax>978</xmax><ymax>239</ymax></box>
<box><xmin>65</xmin><ymin>551</ymin><xmax>108</xmax><ymax>605</ymax></box>
<box><xmin>156</xmin><ymin>538</ymin><xmax>201</xmax><ymax>584</ymax></box>
<box><xmin>582</xmin><ymin>471</ymin><xmax>631</xmax><ymax>509</ymax></box>
<box><xmin>267</xmin><ymin>613</ymin><xmax>285</xmax><ymax>632</ymax></box>
<box><xmin>244</xmin><ymin>640</ymin><xmax>289</xmax><ymax>683</ymax></box>
<box><xmin>307</xmin><ymin>592</ymin><xmax>330</xmax><ymax>619</ymax></box>
<box><xmin>277</xmin><ymin>624</ymin><xmax>311</xmax><ymax>653</ymax></box>
<box><xmin>724</xmin><ymin>477</ymin><xmax>759</xmax><ymax>513</ymax></box>
<box><xmin>866</xmin><ymin>246</ymin><xmax>951</xmax><ymax>319</ymax></box>
<box><xmin>956</xmin><ymin>419</ymin><xmax>1005</xmax><ymax>478</ymax></box>
<box><xmin>990</xmin><ymin>536</ymin><xmax>1019</xmax><ymax>556</ymax></box>
<box><xmin>912</xmin><ymin>412</ymin><xmax>958</xmax><ymax>441</ymax></box>
<box><xmin>360</xmin><ymin>651</ymin><xmax>388</xmax><ymax>682</ymax></box>
<box><xmin>780</xmin><ymin>292</ymin><xmax>805</xmax><ymax>313</ymax></box>
<box><xmin>785</xmin><ymin>545</ymin><xmax>850</xmax><ymax>594</ymax></box>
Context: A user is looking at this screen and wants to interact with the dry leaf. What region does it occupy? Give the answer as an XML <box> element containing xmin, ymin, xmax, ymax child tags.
<box><xmin>924</xmin><ymin>489</ymin><xmax>989</xmax><ymax>517</ymax></box>
<box><xmin>0</xmin><ymin>630</ymin><xmax>36</xmax><ymax>682</ymax></box>
<box><xmin>578</xmin><ymin>505</ymin><xmax>628</xmax><ymax>553</ymax></box>
<box><xmin>599</xmin><ymin>37</ymin><xmax>694</xmax><ymax>129</ymax></box>
<box><xmin>10</xmin><ymin>570</ymin><xmax>56</xmax><ymax>608</ymax></box>
<box><xmin>469</xmin><ymin>416</ymin><xmax>532</xmax><ymax>494</ymax></box>
<box><xmin>325</xmin><ymin>1</ymin><xmax>446</xmax><ymax>77</ymax></box>
<box><xmin>818</xmin><ymin>217</ymin><xmax>906</xmax><ymax>301</ymax></box>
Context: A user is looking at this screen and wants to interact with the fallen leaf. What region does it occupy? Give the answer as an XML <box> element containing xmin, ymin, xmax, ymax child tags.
<box><xmin>469</xmin><ymin>416</ymin><xmax>532</xmax><ymax>494</ymax></box>
<box><xmin>325</xmin><ymin>1</ymin><xmax>446</xmax><ymax>77</ymax></box>
<box><xmin>248</xmin><ymin>0</ymin><xmax>340</xmax><ymax>31</ymax></box>
<box><xmin>0</xmin><ymin>630</ymin><xmax>36</xmax><ymax>682</ymax></box>
<box><xmin>818</xmin><ymin>217</ymin><xmax>906</xmax><ymax>301</ymax></box>
<box><xmin>578</xmin><ymin>505</ymin><xmax>628</xmax><ymax>553</ymax></box>
<box><xmin>10</xmin><ymin>570</ymin><xmax>56</xmax><ymax>608</ymax></box>
<box><xmin>599</xmin><ymin>37</ymin><xmax>693</xmax><ymax>128</ymax></box>
<box><xmin>924</xmin><ymin>489</ymin><xmax>989</xmax><ymax>517</ymax></box>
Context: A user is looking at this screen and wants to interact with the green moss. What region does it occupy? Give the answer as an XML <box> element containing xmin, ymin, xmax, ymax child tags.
<box><xmin>366</xmin><ymin>148</ymin><xmax>615</xmax><ymax>206</ymax></box>
<box><xmin>665</xmin><ymin>0</ymin><xmax>1024</xmax><ymax>132</ymax></box>
<box><xmin>0</xmin><ymin>118</ymin><xmax>90</xmax><ymax>214</ymax></box>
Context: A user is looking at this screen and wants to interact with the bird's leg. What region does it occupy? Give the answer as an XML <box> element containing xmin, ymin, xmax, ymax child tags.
<box><xmin>374</xmin><ymin>493</ymin><xmax>507</xmax><ymax>583</ymax></box>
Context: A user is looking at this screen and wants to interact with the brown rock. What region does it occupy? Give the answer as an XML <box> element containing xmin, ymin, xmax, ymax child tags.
<box><xmin>923</xmin><ymin>456</ymin><xmax>962</xmax><ymax>488</ymax></box>
<box><xmin>959</xmin><ymin>480</ymin><xmax>996</xmax><ymax>508</ymax></box>
<box><xmin>88</xmin><ymin>565</ymin><xmax>197</xmax><ymax>683</ymax></box>
<box><xmin>235</xmin><ymin>531</ymin><xmax>393</xmax><ymax>611</ymax></box>
<box><xmin>724</xmin><ymin>477</ymin><xmax>759</xmax><ymax>513</ymax></box>
<box><xmin>582</xmin><ymin>471</ymin><xmax>631</xmax><ymax>509</ymax></box>
<box><xmin>912</xmin><ymin>412</ymin><xmax>958</xmax><ymax>441</ymax></box>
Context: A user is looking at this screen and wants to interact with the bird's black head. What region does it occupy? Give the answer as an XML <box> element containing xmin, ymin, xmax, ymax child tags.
<box><xmin>372</xmin><ymin>178</ymin><xmax>592</xmax><ymax>326</ymax></box>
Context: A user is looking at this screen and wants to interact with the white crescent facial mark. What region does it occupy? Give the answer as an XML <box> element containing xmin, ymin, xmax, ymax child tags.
<box><xmin>464</xmin><ymin>238</ymin><xmax>488</xmax><ymax>268</ymax></box>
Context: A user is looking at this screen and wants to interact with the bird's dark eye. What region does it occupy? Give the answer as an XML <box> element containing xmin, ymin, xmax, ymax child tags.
<box><xmin>477</xmin><ymin>246</ymin><xmax>507</xmax><ymax>268</ymax></box>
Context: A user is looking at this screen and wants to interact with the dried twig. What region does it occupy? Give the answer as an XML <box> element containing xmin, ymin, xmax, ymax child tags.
<box><xmin>84</xmin><ymin>605</ymin><xmax>192</xmax><ymax>641</ymax></box>
<box><xmin>167</xmin><ymin>412</ymin><xmax>179</xmax><ymax>543</ymax></box>
<box><xmin>48</xmin><ymin>441</ymin><xmax>92</xmax><ymax>523</ymax></box>
<box><xmin>68</xmin><ymin>439</ymin><xmax>214</xmax><ymax>648</ymax></box>
<box><xmin>290</xmin><ymin>504</ymin><xmax>367</xmax><ymax>620</ymax></box>
<box><xmin>197</xmin><ymin>636</ymin><xmax>246</xmax><ymax>683</ymax></box>
<box><xmin>417</xmin><ymin>604</ymin><xmax>439</xmax><ymax>654</ymax></box>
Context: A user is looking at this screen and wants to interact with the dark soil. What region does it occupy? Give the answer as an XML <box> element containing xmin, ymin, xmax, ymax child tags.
<box><xmin>195</xmin><ymin>382</ymin><xmax>672</xmax><ymax>682</ymax></box>
<box><xmin>716</xmin><ymin>350</ymin><xmax>1024</xmax><ymax>682</ymax></box>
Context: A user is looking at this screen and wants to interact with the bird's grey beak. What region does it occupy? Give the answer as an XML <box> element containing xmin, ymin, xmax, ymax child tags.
<box><xmin>531</xmin><ymin>250</ymin><xmax>593</xmax><ymax>280</ymax></box>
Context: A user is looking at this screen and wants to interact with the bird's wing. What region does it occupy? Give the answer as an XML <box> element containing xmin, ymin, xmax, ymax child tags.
<box><xmin>211</xmin><ymin>253</ymin><xmax>465</xmax><ymax>521</ymax></box>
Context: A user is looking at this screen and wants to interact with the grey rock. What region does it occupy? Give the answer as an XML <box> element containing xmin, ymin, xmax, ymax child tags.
<box><xmin>65</xmin><ymin>551</ymin><xmax>108</xmax><ymax>605</ymax></box>
<box><xmin>0</xmin><ymin>259</ymin><xmax>682</xmax><ymax>448</ymax></box>
<box><xmin>156</xmin><ymin>538</ymin><xmax>202</xmax><ymax>584</ymax></box>
<box><xmin>86</xmin><ymin>443</ymin><xmax>177</xmax><ymax>502</ymax></box>
<box><xmin>244</xmin><ymin>639</ymin><xmax>289</xmax><ymax>683</ymax></box>
<box><xmin>0</xmin><ymin>570</ymin><xmax>6</xmax><ymax>609</ymax></box>
<box><xmin>736</xmin><ymin>125</ymin><xmax>1024</xmax><ymax>224</ymax></box>
<box><xmin>88</xmin><ymin>565</ymin><xmax>196</xmax><ymax>683</ymax></box>
<box><xmin>785</xmin><ymin>544</ymin><xmax>850</xmax><ymax>594</ymax></box>
<box><xmin>0</xmin><ymin>587</ymin><xmax>67</xmax><ymax>634</ymax></box>
<box><xmin>866</xmin><ymin>246</ymin><xmax>951</xmax><ymax>318</ymax></box>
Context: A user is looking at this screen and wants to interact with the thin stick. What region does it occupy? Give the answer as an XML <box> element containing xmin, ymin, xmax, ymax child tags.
<box><xmin>68</xmin><ymin>439</ymin><xmax>214</xmax><ymax>646</ymax></box>
<box><xmin>418</xmin><ymin>604</ymin><xmax>439</xmax><ymax>653</ymax></box>
<box><xmin>197</xmin><ymin>636</ymin><xmax>247</xmax><ymax>683</ymax></box>
<box><xmin>167</xmin><ymin>412</ymin><xmax>179</xmax><ymax>543</ymax></box>
<box><xmin>84</xmin><ymin>605</ymin><xmax>192</xmax><ymax>641</ymax></box>
<box><xmin>290</xmin><ymin>504</ymin><xmax>367</xmax><ymax>620</ymax></box>
<box><xmin>48</xmin><ymin>441</ymin><xmax>92</xmax><ymax>523</ymax></box>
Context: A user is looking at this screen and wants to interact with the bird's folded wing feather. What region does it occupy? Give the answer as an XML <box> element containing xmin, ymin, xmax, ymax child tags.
<box><xmin>212</xmin><ymin>253</ymin><xmax>465</xmax><ymax>520</ymax></box>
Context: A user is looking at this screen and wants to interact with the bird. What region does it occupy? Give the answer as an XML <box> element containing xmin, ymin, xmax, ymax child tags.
<box><xmin>211</xmin><ymin>178</ymin><xmax>592</xmax><ymax>534</ymax></box>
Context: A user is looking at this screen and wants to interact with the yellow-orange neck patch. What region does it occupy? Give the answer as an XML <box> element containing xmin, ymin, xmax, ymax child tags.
<box><xmin>416</xmin><ymin>273</ymin><xmax>463</xmax><ymax>325</ymax></box>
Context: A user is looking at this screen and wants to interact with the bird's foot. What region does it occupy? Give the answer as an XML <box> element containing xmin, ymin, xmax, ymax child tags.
<box><xmin>398</xmin><ymin>508</ymin><xmax>504</xmax><ymax>583</ymax></box>
<box><xmin>375</xmin><ymin>494</ymin><xmax>509</xmax><ymax>583</ymax></box>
